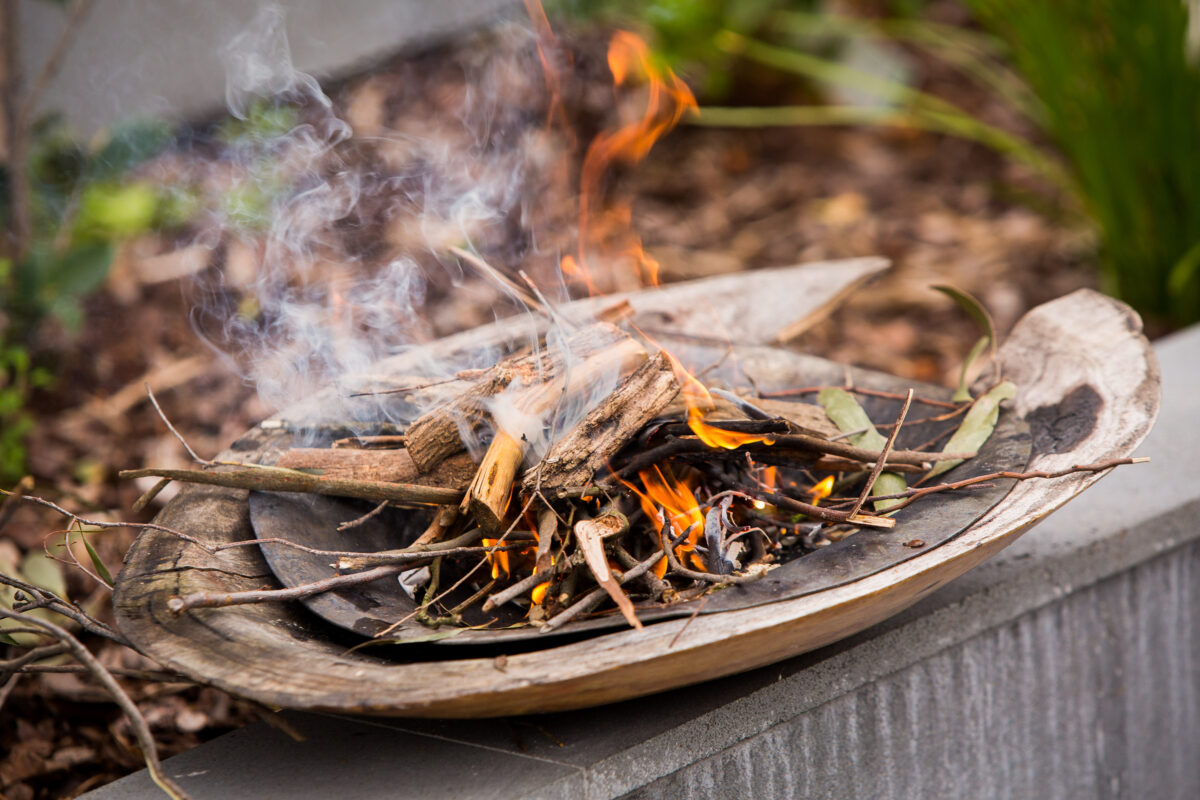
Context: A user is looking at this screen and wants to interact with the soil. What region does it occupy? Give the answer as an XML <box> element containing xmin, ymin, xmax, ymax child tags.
<box><xmin>2</xmin><ymin>15</ymin><xmax>1096</xmax><ymax>799</ymax></box>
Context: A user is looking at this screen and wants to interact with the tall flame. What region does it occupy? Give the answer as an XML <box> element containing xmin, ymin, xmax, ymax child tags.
<box><xmin>571</xmin><ymin>30</ymin><xmax>697</xmax><ymax>291</ymax></box>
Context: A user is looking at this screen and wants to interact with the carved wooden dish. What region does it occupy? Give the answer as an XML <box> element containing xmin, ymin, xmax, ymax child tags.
<box><xmin>113</xmin><ymin>289</ymin><xmax>1158</xmax><ymax>717</ymax></box>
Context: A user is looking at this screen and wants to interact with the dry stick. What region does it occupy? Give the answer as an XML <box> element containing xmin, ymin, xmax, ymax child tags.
<box><xmin>539</xmin><ymin>548</ymin><xmax>665</xmax><ymax>634</ymax></box>
<box><xmin>336</xmin><ymin>500</ymin><xmax>390</xmax><ymax>532</ymax></box>
<box><xmin>0</xmin><ymin>608</ymin><xmax>190</xmax><ymax>800</ymax></box>
<box><xmin>450</xmin><ymin>246</ymin><xmax>550</xmax><ymax>319</ymax></box>
<box><xmin>668</xmin><ymin>594</ymin><xmax>710</xmax><ymax>649</ymax></box>
<box><xmin>132</xmin><ymin>478</ymin><xmax>171</xmax><ymax>513</ymax></box>
<box><xmin>14</xmin><ymin>663</ymin><xmax>185</xmax><ymax>682</ymax></box>
<box><xmin>119</xmin><ymin>466</ymin><xmax>463</xmax><ymax>506</ymax></box>
<box><xmin>375</xmin><ymin>495</ymin><xmax>538</xmax><ymax>638</ymax></box>
<box><xmin>168</xmin><ymin>565</ymin><xmax>404</xmax><ymax>613</ymax></box>
<box><xmin>0</xmin><ymin>644</ymin><xmax>70</xmax><ymax>679</ymax></box>
<box><xmin>335</xmin><ymin>536</ymin><xmax>533</xmax><ymax>571</ymax></box>
<box><xmin>612</xmin><ymin>544</ymin><xmax>670</xmax><ymax>598</ymax></box>
<box><xmin>535</xmin><ymin>506</ymin><xmax>558</xmax><ymax>573</ymax></box>
<box><xmin>0</xmin><ymin>474</ymin><xmax>33</xmax><ymax>529</ymax></box>
<box><xmin>0</xmin><ymin>573</ymin><xmax>127</xmax><ymax>645</ymax></box>
<box><xmin>762</xmin><ymin>385</ymin><xmax>961</xmax><ymax>410</ymax></box>
<box><xmin>868</xmin><ymin>458</ymin><xmax>1150</xmax><ymax>513</ymax></box>
<box><xmin>846</xmin><ymin>388</ymin><xmax>913</xmax><ymax>521</ymax></box>
<box><xmin>751</xmin><ymin>490</ymin><xmax>896</xmax><ymax>529</ymax></box>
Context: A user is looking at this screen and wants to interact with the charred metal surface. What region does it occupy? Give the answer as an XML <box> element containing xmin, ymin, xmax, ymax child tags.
<box><xmin>1025</xmin><ymin>383</ymin><xmax>1102</xmax><ymax>455</ymax></box>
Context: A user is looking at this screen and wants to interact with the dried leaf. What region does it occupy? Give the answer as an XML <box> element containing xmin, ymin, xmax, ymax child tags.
<box><xmin>817</xmin><ymin>388</ymin><xmax>907</xmax><ymax>511</ymax></box>
<box><xmin>928</xmin><ymin>381</ymin><xmax>1017</xmax><ymax>479</ymax></box>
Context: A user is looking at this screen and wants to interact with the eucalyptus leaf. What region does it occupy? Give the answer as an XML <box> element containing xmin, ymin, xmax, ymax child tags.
<box><xmin>818</xmin><ymin>387</ymin><xmax>907</xmax><ymax>511</ymax></box>
<box><xmin>79</xmin><ymin>532</ymin><xmax>114</xmax><ymax>587</ymax></box>
<box><xmin>954</xmin><ymin>335</ymin><xmax>990</xmax><ymax>403</ymax></box>
<box><xmin>928</xmin><ymin>380</ymin><xmax>1017</xmax><ymax>479</ymax></box>
<box><xmin>934</xmin><ymin>284</ymin><xmax>997</xmax><ymax>361</ymax></box>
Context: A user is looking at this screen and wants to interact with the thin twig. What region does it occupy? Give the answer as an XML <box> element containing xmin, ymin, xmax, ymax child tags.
<box><xmin>336</xmin><ymin>500</ymin><xmax>390</xmax><ymax>531</ymax></box>
<box><xmin>846</xmin><ymin>388</ymin><xmax>912</xmax><ymax>520</ymax></box>
<box><xmin>762</xmin><ymin>385</ymin><xmax>960</xmax><ymax>409</ymax></box>
<box><xmin>168</xmin><ymin>565</ymin><xmax>404</xmax><ymax>613</ymax></box>
<box><xmin>539</xmin><ymin>547</ymin><xmax>664</xmax><ymax>633</ymax></box>
<box><xmin>0</xmin><ymin>573</ymin><xmax>128</xmax><ymax>645</ymax></box>
<box><xmin>878</xmin><ymin>457</ymin><xmax>1150</xmax><ymax>513</ymax></box>
<box><xmin>451</xmin><ymin>246</ymin><xmax>550</xmax><ymax>319</ymax></box>
<box><xmin>0</xmin><ymin>608</ymin><xmax>190</xmax><ymax>800</ymax></box>
<box><xmin>146</xmin><ymin>384</ymin><xmax>214</xmax><ymax>466</ymax></box>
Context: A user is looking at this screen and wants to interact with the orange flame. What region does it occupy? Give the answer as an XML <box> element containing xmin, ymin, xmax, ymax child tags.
<box><xmin>616</xmin><ymin>463</ymin><xmax>708</xmax><ymax>575</ymax></box>
<box><xmin>808</xmin><ymin>475</ymin><xmax>835</xmax><ymax>506</ymax></box>
<box><xmin>481</xmin><ymin>538</ymin><xmax>510</xmax><ymax>580</ymax></box>
<box><xmin>531</xmin><ymin>581</ymin><xmax>550</xmax><ymax>605</ymax></box>
<box><xmin>658</xmin><ymin>347</ymin><xmax>776</xmax><ymax>450</ymax></box>
<box><xmin>753</xmin><ymin>466</ymin><xmax>779</xmax><ymax>510</ymax></box>
<box><xmin>569</xmin><ymin>30</ymin><xmax>697</xmax><ymax>291</ymax></box>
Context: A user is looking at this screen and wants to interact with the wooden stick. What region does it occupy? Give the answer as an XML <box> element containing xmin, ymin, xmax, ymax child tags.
<box><xmin>275</xmin><ymin>448</ymin><xmax>475</xmax><ymax>489</ymax></box>
<box><xmin>167</xmin><ymin>566</ymin><xmax>405</xmax><ymax>613</ymax></box>
<box><xmin>846</xmin><ymin>388</ymin><xmax>912</xmax><ymax>521</ymax></box>
<box><xmin>539</xmin><ymin>548</ymin><xmax>665</xmax><ymax>633</ymax></box>
<box><xmin>118</xmin><ymin>465</ymin><xmax>463</xmax><ymax>506</ymax></box>
<box><xmin>575</xmin><ymin>514</ymin><xmax>640</xmax><ymax>629</ymax></box>
<box><xmin>404</xmin><ymin>323</ymin><xmax>633</xmax><ymax>473</ymax></box>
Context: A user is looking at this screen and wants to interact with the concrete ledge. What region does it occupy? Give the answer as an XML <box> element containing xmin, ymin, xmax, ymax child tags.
<box><xmin>85</xmin><ymin>324</ymin><xmax>1199</xmax><ymax>799</ymax></box>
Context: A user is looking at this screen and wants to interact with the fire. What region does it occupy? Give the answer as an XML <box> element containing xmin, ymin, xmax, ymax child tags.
<box><xmin>531</xmin><ymin>581</ymin><xmax>550</xmax><ymax>605</ymax></box>
<box><xmin>481</xmin><ymin>538</ymin><xmax>510</xmax><ymax>580</ymax></box>
<box><xmin>631</xmin><ymin>464</ymin><xmax>707</xmax><ymax>574</ymax></box>
<box><xmin>808</xmin><ymin>475</ymin><xmax>835</xmax><ymax>506</ymax></box>
<box><xmin>659</xmin><ymin>347</ymin><xmax>776</xmax><ymax>450</ymax></box>
<box><xmin>753</xmin><ymin>466</ymin><xmax>778</xmax><ymax>510</ymax></box>
<box><xmin>569</xmin><ymin>29</ymin><xmax>697</xmax><ymax>291</ymax></box>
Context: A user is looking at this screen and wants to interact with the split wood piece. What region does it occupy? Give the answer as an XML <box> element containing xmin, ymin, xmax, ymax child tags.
<box><xmin>463</xmin><ymin>433</ymin><xmax>527</xmax><ymax>535</ymax></box>
<box><xmin>118</xmin><ymin>465</ymin><xmax>463</xmax><ymax>507</ymax></box>
<box><xmin>524</xmin><ymin>352</ymin><xmax>680</xmax><ymax>492</ymax></box>
<box><xmin>404</xmin><ymin>323</ymin><xmax>633</xmax><ymax>473</ymax></box>
<box><xmin>463</xmin><ymin>332</ymin><xmax>650</xmax><ymax>533</ymax></box>
<box><xmin>275</xmin><ymin>449</ymin><xmax>475</xmax><ymax>489</ymax></box>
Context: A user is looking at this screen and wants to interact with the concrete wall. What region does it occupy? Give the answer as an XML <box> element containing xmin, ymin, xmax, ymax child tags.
<box><xmin>19</xmin><ymin>0</ymin><xmax>516</xmax><ymax>134</ymax></box>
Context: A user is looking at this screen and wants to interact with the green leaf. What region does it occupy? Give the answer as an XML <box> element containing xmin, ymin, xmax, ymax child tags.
<box><xmin>818</xmin><ymin>387</ymin><xmax>907</xmax><ymax>511</ymax></box>
<box><xmin>954</xmin><ymin>335</ymin><xmax>990</xmax><ymax>403</ymax></box>
<box><xmin>928</xmin><ymin>380</ymin><xmax>1017</xmax><ymax>479</ymax></box>
<box><xmin>817</xmin><ymin>387</ymin><xmax>886</xmax><ymax>449</ymax></box>
<box><xmin>79</xmin><ymin>532</ymin><xmax>114</xmax><ymax>587</ymax></box>
<box><xmin>0</xmin><ymin>630</ymin><xmax>19</xmax><ymax>646</ymax></box>
<box><xmin>933</xmin><ymin>284</ymin><xmax>996</xmax><ymax>356</ymax></box>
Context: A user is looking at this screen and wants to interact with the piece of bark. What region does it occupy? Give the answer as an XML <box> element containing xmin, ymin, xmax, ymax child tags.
<box><xmin>275</xmin><ymin>448</ymin><xmax>475</xmax><ymax>490</ymax></box>
<box><xmin>523</xmin><ymin>352</ymin><xmax>680</xmax><ymax>491</ymax></box>
<box><xmin>404</xmin><ymin>323</ymin><xmax>632</xmax><ymax>473</ymax></box>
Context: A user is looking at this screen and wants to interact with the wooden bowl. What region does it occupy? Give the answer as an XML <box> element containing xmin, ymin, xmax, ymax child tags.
<box><xmin>113</xmin><ymin>290</ymin><xmax>1158</xmax><ymax>717</ymax></box>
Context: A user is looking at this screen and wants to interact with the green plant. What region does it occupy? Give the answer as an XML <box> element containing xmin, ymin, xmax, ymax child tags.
<box><xmin>687</xmin><ymin>3</ymin><xmax>1200</xmax><ymax>326</ymax></box>
<box><xmin>962</xmin><ymin>0</ymin><xmax>1200</xmax><ymax>325</ymax></box>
